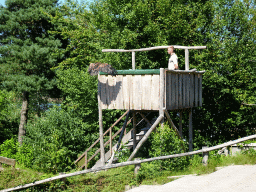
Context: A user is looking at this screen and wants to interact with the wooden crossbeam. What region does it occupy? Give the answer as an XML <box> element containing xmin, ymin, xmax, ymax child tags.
<box><xmin>0</xmin><ymin>156</ymin><xmax>15</xmax><ymax>168</ymax></box>
<box><xmin>102</xmin><ymin>45</ymin><xmax>207</xmax><ymax>53</ymax></box>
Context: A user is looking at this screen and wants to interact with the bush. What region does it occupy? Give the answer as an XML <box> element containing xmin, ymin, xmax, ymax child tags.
<box><xmin>148</xmin><ymin>124</ymin><xmax>189</xmax><ymax>171</ymax></box>
<box><xmin>0</xmin><ymin>138</ymin><xmax>18</xmax><ymax>159</ymax></box>
<box><xmin>19</xmin><ymin>106</ymin><xmax>93</xmax><ymax>173</ymax></box>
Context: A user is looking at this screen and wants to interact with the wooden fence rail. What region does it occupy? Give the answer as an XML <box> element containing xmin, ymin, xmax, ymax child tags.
<box><xmin>2</xmin><ymin>134</ymin><xmax>256</xmax><ymax>192</ymax></box>
<box><xmin>0</xmin><ymin>156</ymin><xmax>16</xmax><ymax>169</ymax></box>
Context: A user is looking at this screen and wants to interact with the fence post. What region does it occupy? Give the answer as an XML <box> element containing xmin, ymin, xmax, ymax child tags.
<box><xmin>110</xmin><ymin>127</ymin><xmax>112</xmax><ymax>156</ymax></box>
<box><xmin>134</xmin><ymin>158</ymin><xmax>141</xmax><ymax>175</ymax></box>
<box><xmin>85</xmin><ymin>151</ymin><xmax>88</xmax><ymax>169</ymax></box>
<box><xmin>202</xmin><ymin>146</ymin><xmax>209</xmax><ymax>166</ymax></box>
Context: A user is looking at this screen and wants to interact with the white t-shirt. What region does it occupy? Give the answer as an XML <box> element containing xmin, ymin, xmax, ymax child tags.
<box><xmin>168</xmin><ymin>53</ymin><xmax>178</xmax><ymax>70</ymax></box>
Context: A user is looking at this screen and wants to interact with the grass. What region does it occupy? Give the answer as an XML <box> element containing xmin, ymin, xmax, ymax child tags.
<box><xmin>0</xmin><ymin>149</ymin><xmax>256</xmax><ymax>191</ymax></box>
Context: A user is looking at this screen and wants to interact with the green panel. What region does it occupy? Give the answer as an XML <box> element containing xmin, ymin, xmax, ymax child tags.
<box><xmin>99</xmin><ymin>69</ymin><xmax>160</xmax><ymax>75</ymax></box>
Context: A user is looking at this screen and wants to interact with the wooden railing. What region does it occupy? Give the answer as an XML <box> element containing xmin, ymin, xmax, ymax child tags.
<box><xmin>75</xmin><ymin>110</ymin><xmax>149</xmax><ymax>169</ymax></box>
<box><xmin>5</xmin><ymin>134</ymin><xmax>256</xmax><ymax>192</ymax></box>
<box><xmin>75</xmin><ymin>110</ymin><xmax>130</xmax><ymax>168</ymax></box>
<box><xmin>0</xmin><ymin>156</ymin><xmax>16</xmax><ymax>169</ymax></box>
<box><xmin>102</xmin><ymin>45</ymin><xmax>207</xmax><ymax>70</ymax></box>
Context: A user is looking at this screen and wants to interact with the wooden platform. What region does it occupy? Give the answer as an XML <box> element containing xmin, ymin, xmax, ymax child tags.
<box><xmin>98</xmin><ymin>69</ymin><xmax>204</xmax><ymax>110</ymax></box>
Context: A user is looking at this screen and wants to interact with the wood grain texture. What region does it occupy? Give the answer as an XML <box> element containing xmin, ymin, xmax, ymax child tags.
<box><xmin>166</xmin><ymin>72</ymin><xmax>172</xmax><ymax>110</ymax></box>
<box><xmin>133</xmin><ymin>75</ymin><xmax>142</xmax><ymax>110</ymax></box>
<box><xmin>128</xmin><ymin>75</ymin><xmax>133</xmax><ymax>109</ymax></box>
<box><xmin>142</xmin><ymin>75</ymin><xmax>152</xmax><ymax>110</ymax></box>
<box><xmin>123</xmin><ymin>75</ymin><xmax>130</xmax><ymax>109</ymax></box>
<box><xmin>195</xmin><ymin>74</ymin><xmax>198</xmax><ymax>107</ymax></box>
<box><xmin>190</xmin><ymin>74</ymin><xmax>194</xmax><ymax>107</ymax></box>
<box><xmin>115</xmin><ymin>75</ymin><xmax>123</xmax><ymax>109</ymax></box>
<box><xmin>102</xmin><ymin>46</ymin><xmax>207</xmax><ymax>53</ymax></box>
<box><xmin>159</xmin><ymin>68</ymin><xmax>165</xmax><ymax>117</ymax></box>
<box><xmin>151</xmin><ymin>75</ymin><xmax>160</xmax><ymax>110</ymax></box>
<box><xmin>0</xmin><ymin>156</ymin><xmax>15</xmax><ymax>167</ymax></box>
<box><xmin>199</xmin><ymin>74</ymin><xmax>202</xmax><ymax>107</ymax></box>
<box><xmin>189</xmin><ymin>108</ymin><xmax>193</xmax><ymax>152</ymax></box>
<box><xmin>185</xmin><ymin>49</ymin><xmax>189</xmax><ymax>70</ymax></box>
<box><xmin>178</xmin><ymin>74</ymin><xmax>183</xmax><ymax>109</ymax></box>
<box><xmin>174</xmin><ymin>73</ymin><xmax>178</xmax><ymax>110</ymax></box>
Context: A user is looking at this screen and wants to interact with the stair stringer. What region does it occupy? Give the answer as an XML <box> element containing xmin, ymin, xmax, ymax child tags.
<box><xmin>92</xmin><ymin>128</ymin><xmax>133</xmax><ymax>169</ymax></box>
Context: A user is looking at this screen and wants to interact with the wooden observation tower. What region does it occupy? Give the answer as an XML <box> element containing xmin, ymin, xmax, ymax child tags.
<box><xmin>75</xmin><ymin>45</ymin><xmax>206</xmax><ymax>169</ymax></box>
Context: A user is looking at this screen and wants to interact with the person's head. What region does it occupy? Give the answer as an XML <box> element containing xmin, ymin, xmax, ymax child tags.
<box><xmin>168</xmin><ymin>46</ymin><xmax>174</xmax><ymax>55</ymax></box>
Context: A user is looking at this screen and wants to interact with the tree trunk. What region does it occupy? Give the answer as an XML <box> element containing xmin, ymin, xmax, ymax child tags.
<box><xmin>18</xmin><ymin>91</ymin><xmax>29</xmax><ymax>145</ymax></box>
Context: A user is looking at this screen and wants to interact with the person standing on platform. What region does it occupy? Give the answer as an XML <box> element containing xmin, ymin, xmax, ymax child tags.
<box><xmin>168</xmin><ymin>46</ymin><xmax>179</xmax><ymax>70</ymax></box>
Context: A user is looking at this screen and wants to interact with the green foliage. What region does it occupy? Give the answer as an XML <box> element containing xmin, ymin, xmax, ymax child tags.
<box><xmin>0</xmin><ymin>138</ymin><xmax>19</xmax><ymax>159</ymax></box>
<box><xmin>0</xmin><ymin>0</ymin><xmax>65</xmax><ymax>94</ymax></box>
<box><xmin>148</xmin><ymin>124</ymin><xmax>188</xmax><ymax>171</ymax></box>
<box><xmin>190</xmin><ymin>0</ymin><xmax>256</xmax><ymax>145</ymax></box>
<box><xmin>19</xmin><ymin>106</ymin><xmax>94</xmax><ymax>173</ymax></box>
<box><xmin>0</xmin><ymin>90</ymin><xmax>20</xmax><ymax>143</ymax></box>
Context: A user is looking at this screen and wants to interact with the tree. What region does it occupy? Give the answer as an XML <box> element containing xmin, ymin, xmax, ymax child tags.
<box><xmin>50</xmin><ymin>0</ymin><xmax>255</xmax><ymax>152</ymax></box>
<box><xmin>0</xmin><ymin>0</ymin><xmax>65</xmax><ymax>144</ymax></box>
<box><xmin>49</xmin><ymin>0</ymin><xmax>213</xmax><ymax>131</ymax></box>
<box><xmin>191</xmin><ymin>0</ymin><xmax>256</xmax><ymax>145</ymax></box>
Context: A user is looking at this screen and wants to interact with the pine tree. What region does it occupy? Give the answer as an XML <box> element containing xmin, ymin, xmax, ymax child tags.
<box><xmin>0</xmin><ymin>0</ymin><xmax>65</xmax><ymax>144</ymax></box>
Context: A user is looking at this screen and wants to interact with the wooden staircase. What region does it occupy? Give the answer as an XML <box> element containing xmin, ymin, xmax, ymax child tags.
<box><xmin>75</xmin><ymin>110</ymin><xmax>154</xmax><ymax>169</ymax></box>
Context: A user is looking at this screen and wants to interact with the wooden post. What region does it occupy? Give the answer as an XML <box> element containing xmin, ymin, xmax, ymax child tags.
<box><xmin>202</xmin><ymin>146</ymin><xmax>209</xmax><ymax>165</ymax></box>
<box><xmin>98</xmin><ymin>74</ymin><xmax>105</xmax><ymax>166</ymax></box>
<box><xmin>133</xmin><ymin>111</ymin><xmax>137</xmax><ymax>151</ymax></box>
<box><xmin>189</xmin><ymin>108</ymin><xmax>193</xmax><ymax>152</ymax></box>
<box><xmin>110</xmin><ymin>127</ymin><xmax>112</xmax><ymax>156</ymax></box>
<box><xmin>134</xmin><ymin>158</ymin><xmax>141</xmax><ymax>175</ymax></box>
<box><xmin>128</xmin><ymin>115</ymin><xmax>164</xmax><ymax>161</ymax></box>
<box><xmin>132</xmin><ymin>51</ymin><xmax>135</xmax><ymax>70</ymax></box>
<box><xmin>116</xmin><ymin>110</ymin><xmax>130</xmax><ymax>150</ymax></box>
<box><xmin>84</xmin><ymin>151</ymin><xmax>88</xmax><ymax>169</ymax></box>
<box><xmin>98</xmin><ymin>94</ymin><xmax>105</xmax><ymax>166</ymax></box>
<box><xmin>159</xmin><ymin>68</ymin><xmax>165</xmax><ymax>126</ymax></box>
<box><xmin>179</xmin><ymin>111</ymin><xmax>183</xmax><ymax>138</ymax></box>
<box><xmin>185</xmin><ymin>49</ymin><xmax>189</xmax><ymax>70</ymax></box>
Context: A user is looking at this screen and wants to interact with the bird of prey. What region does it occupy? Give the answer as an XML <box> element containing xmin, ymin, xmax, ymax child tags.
<box><xmin>88</xmin><ymin>62</ymin><xmax>117</xmax><ymax>76</ymax></box>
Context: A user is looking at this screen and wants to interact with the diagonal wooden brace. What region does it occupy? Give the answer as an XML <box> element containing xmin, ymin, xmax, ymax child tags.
<box><xmin>128</xmin><ymin>115</ymin><xmax>164</xmax><ymax>161</ymax></box>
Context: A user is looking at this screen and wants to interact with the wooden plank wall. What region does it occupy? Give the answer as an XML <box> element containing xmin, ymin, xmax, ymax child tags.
<box><xmin>98</xmin><ymin>71</ymin><xmax>203</xmax><ymax>110</ymax></box>
<box><xmin>165</xmin><ymin>72</ymin><xmax>203</xmax><ymax>110</ymax></box>
<box><xmin>98</xmin><ymin>74</ymin><xmax>160</xmax><ymax>110</ymax></box>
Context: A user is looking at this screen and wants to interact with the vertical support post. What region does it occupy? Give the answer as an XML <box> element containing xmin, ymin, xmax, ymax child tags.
<box><xmin>98</xmin><ymin>74</ymin><xmax>105</xmax><ymax>166</ymax></box>
<box><xmin>185</xmin><ymin>49</ymin><xmax>189</xmax><ymax>70</ymax></box>
<box><xmin>160</xmin><ymin>68</ymin><xmax>165</xmax><ymax>126</ymax></box>
<box><xmin>110</xmin><ymin>127</ymin><xmax>112</xmax><ymax>156</ymax></box>
<box><xmin>134</xmin><ymin>158</ymin><xmax>141</xmax><ymax>175</ymax></box>
<box><xmin>133</xmin><ymin>110</ymin><xmax>137</xmax><ymax>151</ymax></box>
<box><xmin>84</xmin><ymin>151</ymin><xmax>88</xmax><ymax>169</ymax></box>
<box><xmin>202</xmin><ymin>146</ymin><xmax>209</xmax><ymax>165</ymax></box>
<box><xmin>179</xmin><ymin>111</ymin><xmax>183</xmax><ymax>138</ymax></box>
<box><xmin>189</xmin><ymin>108</ymin><xmax>193</xmax><ymax>152</ymax></box>
<box><xmin>132</xmin><ymin>51</ymin><xmax>135</xmax><ymax>70</ymax></box>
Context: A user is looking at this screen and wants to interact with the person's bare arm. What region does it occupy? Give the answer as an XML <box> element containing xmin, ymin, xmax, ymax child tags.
<box><xmin>174</xmin><ymin>63</ymin><xmax>179</xmax><ymax>70</ymax></box>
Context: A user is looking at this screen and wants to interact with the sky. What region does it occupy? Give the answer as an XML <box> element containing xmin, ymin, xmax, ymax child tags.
<box><xmin>0</xmin><ymin>0</ymin><xmax>93</xmax><ymax>7</ymax></box>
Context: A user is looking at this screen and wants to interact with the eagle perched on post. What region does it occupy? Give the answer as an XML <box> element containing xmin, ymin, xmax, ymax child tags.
<box><xmin>88</xmin><ymin>62</ymin><xmax>117</xmax><ymax>76</ymax></box>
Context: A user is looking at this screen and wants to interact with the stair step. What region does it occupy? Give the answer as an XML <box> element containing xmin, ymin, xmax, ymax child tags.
<box><xmin>136</xmin><ymin>130</ymin><xmax>149</xmax><ymax>136</ymax></box>
<box><xmin>130</xmin><ymin>135</ymin><xmax>144</xmax><ymax>141</ymax></box>
<box><xmin>125</xmin><ymin>140</ymin><xmax>140</xmax><ymax>147</ymax></box>
<box><xmin>141</xmin><ymin>127</ymin><xmax>150</xmax><ymax>131</ymax></box>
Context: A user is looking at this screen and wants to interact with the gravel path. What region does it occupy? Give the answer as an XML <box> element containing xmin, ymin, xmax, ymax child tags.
<box><xmin>127</xmin><ymin>165</ymin><xmax>256</xmax><ymax>192</ymax></box>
